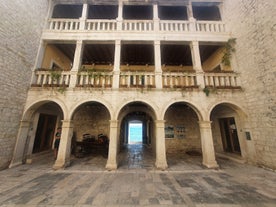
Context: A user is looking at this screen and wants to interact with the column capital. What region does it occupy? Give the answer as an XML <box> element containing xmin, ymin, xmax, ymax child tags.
<box><xmin>155</xmin><ymin>120</ymin><xmax>166</xmax><ymax>127</ymax></box>
<box><xmin>76</xmin><ymin>40</ymin><xmax>83</xmax><ymax>45</ymax></box>
<box><xmin>109</xmin><ymin>120</ymin><xmax>119</xmax><ymax>127</ymax></box>
<box><xmin>154</xmin><ymin>40</ymin><xmax>161</xmax><ymax>45</ymax></box>
<box><xmin>198</xmin><ymin>121</ymin><xmax>212</xmax><ymax>128</ymax></box>
<box><xmin>61</xmin><ymin>120</ymin><xmax>74</xmax><ymax>128</ymax></box>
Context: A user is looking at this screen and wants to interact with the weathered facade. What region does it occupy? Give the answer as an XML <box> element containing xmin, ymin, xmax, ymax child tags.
<box><xmin>1</xmin><ymin>0</ymin><xmax>275</xmax><ymax>170</ymax></box>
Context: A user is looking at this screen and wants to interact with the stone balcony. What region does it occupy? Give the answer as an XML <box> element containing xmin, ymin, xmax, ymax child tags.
<box><xmin>30</xmin><ymin>69</ymin><xmax>241</xmax><ymax>91</ymax></box>
<box><xmin>44</xmin><ymin>18</ymin><xmax>229</xmax><ymax>41</ymax></box>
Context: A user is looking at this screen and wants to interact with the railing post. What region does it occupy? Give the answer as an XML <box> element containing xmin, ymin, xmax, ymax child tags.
<box><xmin>113</xmin><ymin>40</ymin><xmax>121</xmax><ymax>89</ymax></box>
<box><xmin>80</xmin><ymin>3</ymin><xmax>88</xmax><ymax>30</ymax></box>
<box><xmin>70</xmin><ymin>40</ymin><xmax>84</xmax><ymax>88</ymax></box>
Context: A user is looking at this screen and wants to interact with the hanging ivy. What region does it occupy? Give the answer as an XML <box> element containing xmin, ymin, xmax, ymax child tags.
<box><xmin>221</xmin><ymin>38</ymin><xmax>236</xmax><ymax>66</ymax></box>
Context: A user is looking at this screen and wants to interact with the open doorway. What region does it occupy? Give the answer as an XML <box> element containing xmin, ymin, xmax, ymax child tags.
<box><xmin>219</xmin><ymin>117</ymin><xmax>241</xmax><ymax>154</ymax></box>
<box><xmin>128</xmin><ymin>121</ymin><xmax>143</xmax><ymax>144</ymax></box>
<box><xmin>33</xmin><ymin>113</ymin><xmax>57</xmax><ymax>153</ymax></box>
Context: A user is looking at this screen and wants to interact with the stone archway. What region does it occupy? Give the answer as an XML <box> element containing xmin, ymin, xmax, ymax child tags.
<box><xmin>69</xmin><ymin>101</ymin><xmax>112</xmax><ymax>169</ymax></box>
<box><xmin>116</xmin><ymin>101</ymin><xmax>159</xmax><ymax>169</ymax></box>
<box><xmin>10</xmin><ymin>101</ymin><xmax>64</xmax><ymax>168</ymax></box>
<box><xmin>164</xmin><ymin>102</ymin><xmax>203</xmax><ymax>169</ymax></box>
<box><xmin>210</xmin><ymin>102</ymin><xmax>249</xmax><ymax>160</ymax></box>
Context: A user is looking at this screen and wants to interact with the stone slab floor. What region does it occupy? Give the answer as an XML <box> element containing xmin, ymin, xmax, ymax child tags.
<box><xmin>0</xmin><ymin>144</ymin><xmax>276</xmax><ymax>207</ymax></box>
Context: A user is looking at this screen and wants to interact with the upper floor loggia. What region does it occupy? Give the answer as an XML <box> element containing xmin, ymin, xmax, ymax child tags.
<box><xmin>44</xmin><ymin>0</ymin><xmax>228</xmax><ymax>41</ymax></box>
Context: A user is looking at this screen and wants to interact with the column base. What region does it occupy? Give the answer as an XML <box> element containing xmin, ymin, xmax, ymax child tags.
<box><xmin>155</xmin><ymin>161</ymin><xmax>168</xmax><ymax>170</ymax></box>
<box><xmin>202</xmin><ymin>160</ymin><xmax>219</xmax><ymax>169</ymax></box>
<box><xmin>105</xmin><ymin>161</ymin><xmax>117</xmax><ymax>170</ymax></box>
<box><xmin>52</xmin><ymin>159</ymin><xmax>71</xmax><ymax>170</ymax></box>
<box><xmin>9</xmin><ymin>161</ymin><xmax>22</xmax><ymax>168</ymax></box>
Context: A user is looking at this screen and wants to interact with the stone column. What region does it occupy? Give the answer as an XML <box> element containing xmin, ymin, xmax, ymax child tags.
<box><xmin>187</xmin><ymin>1</ymin><xmax>194</xmax><ymax>20</ymax></box>
<box><xmin>190</xmin><ymin>41</ymin><xmax>205</xmax><ymax>87</ymax></box>
<box><xmin>198</xmin><ymin>121</ymin><xmax>219</xmax><ymax>168</ymax></box>
<box><xmin>53</xmin><ymin>120</ymin><xmax>74</xmax><ymax>169</ymax></box>
<box><xmin>117</xmin><ymin>1</ymin><xmax>123</xmax><ymax>31</ymax></box>
<box><xmin>9</xmin><ymin>121</ymin><xmax>31</xmax><ymax>168</ymax></box>
<box><xmin>80</xmin><ymin>2</ymin><xmax>89</xmax><ymax>30</ymax></box>
<box><xmin>154</xmin><ymin>41</ymin><xmax>163</xmax><ymax>89</ymax></box>
<box><xmin>112</xmin><ymin>40</ymin><xmax>121</xmax><ymax>89</ymax></box>
<box><xmin>31</xmin><ymin>41</ymin><xmax>46</xmax><ymax>85</ymax></box>
<box><xmin>69</xmin><ymin>40</ymin><xmax>84</xmax><ymax>88</ymax></box>
<box><xmin>153</xmin><ymin>3</ymin><xmax>159</xmax><ymax>31</ymax></box>
<box><xmin>155</xmin><ymin>120</ymin><xmax>168</xmax><ymax>170</ymax></box>
<box><xmin>106</xmin><ymin>120</ymin><xmax>118</xmax><ymax>170</ymax></box>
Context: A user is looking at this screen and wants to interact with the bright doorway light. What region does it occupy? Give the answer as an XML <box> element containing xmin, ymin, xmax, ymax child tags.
<box><xmin>128</xmin><ymin>122</ymin><xmax>143</xmax><ymax>144</ymax></box>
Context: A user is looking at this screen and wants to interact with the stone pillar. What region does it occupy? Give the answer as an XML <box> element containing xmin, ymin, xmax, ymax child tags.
<box><xmin>69</xmin><ymin>40</ymin><xmax>84</xmax><ymax>88</ymax></box>
<box><xmin>187</xmin><ymin>1</ymin><xmax>194</xmax><ymax>20</ymax></box>
<box><xmin>9</xmin><ymin>121</ymin><xmax>31</xmax><ymax>168</ymax></box>
<box><xmin>106</xmin><ymin>120</ymin><xmax>118</xmax><ymax>170</ymax></box>
<box><xmin>153</xmin><ymin>3</ymin><xmax>159</xmax><ymax>31</ymax></box>
<box><xmin>117</xmin><ymin>1</ymin><xmax>123</xmax><ymax>31</ymax></box>
<box><xmin>190</xmin><ymin>41</ymin><xmax>205</xmax><ymax>87</ymax></box>
<box><xmin>31</xmin><ymin>40</ymin><xmax>47</xmax><ymax>85</ymax></box>
<box><xmin>154</xmin><ymin>41</ymin><xmax>163</xmax><ymax>89</ymax></box>
<box><xmin>112</xmin><ymin>40</ymin><xmax>121</xmax><ymax>89</ymax></box>
<box><xmin>25</xmin><ymin>114</ymin><xmax>40</xmax><ymax>164</ymax></box>
<box><xmin>80</xmin><ymin>2</ymin><xmax>89</xmax><ymax>30</ymax></box>
<box><xmin>198</xmin><ymin>121</ymin><xmax>219</xmax><ymax>168</ymax></box>
<box><xmin>53</xmin><ymin>120</ymin><xmax>74</xmax><ymax>170</ymax></box>
<box><xmin>155</xmin><ymin>120</ymin><xmax>168</xmax><ymax>170</ymax></box>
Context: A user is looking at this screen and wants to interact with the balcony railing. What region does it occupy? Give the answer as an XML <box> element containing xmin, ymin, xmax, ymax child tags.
<box><xmin>48</xmin><ymin>19</ymin><xmax>80</xmax><ymax>31</ymax></box>
<box><xmin>160</xmin><ymin>21</ymin><xmax>190</xmax><ymax>32</ymax></box>
<box><xmin>76</xmin><ymin>71</ymin><xmax>113</xmax><ymax>88</ymax></box>
<box><xmin>162</xmin><ymin>72</ymin><xmax>198</xmax><ymax>88</ymax></box>
<box><xmin>204</xmin><ymin>72</ymin><xmax>241</xmax><ymax>88</ymax></box>
<box><xmin>47</xmin><ymin>18</ymin><xmax>226</xmax><ymax>33</ymax></box>
<box><xmin>119</xmin><ymin>72</ymin><xmax>155</xmax><ymax>88</ymax></box>
<box><xmin>31</xmin><ymin>70</ymin><xmax>241</xmax><ymax>91</ymax></box>
<box><xmin>86</xmin><ymin>20</ymin><xmax>117</xmax><ymax>31</ymax></box>
<box><xmin>31</xmin><ymin>70</ymin><xmax>71</xmax><ymax>87</ymax></box>
<box><xmin>196</xmin><ymin>21</ymin><xmax>226</xmax><ymax>33</ymax></box>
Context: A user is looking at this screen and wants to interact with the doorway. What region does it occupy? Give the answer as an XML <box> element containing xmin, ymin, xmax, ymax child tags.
<box><xmin>33</xmin><ymin>114</ymin><xmax>57</xmax><ymax>153</ymax></box>
<box><xmin>128</xmin><ymin>121</ymin><xmax>143</xmax><ymax>144</ymax></box>
<box><xmin>219</xmin><ymin>117</ymin><xmax>241</xmax><ymax>154</ymax></box>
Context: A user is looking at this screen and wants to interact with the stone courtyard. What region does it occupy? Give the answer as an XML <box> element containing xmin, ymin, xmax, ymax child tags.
<box><xmin>0</xmin><ymin>144</ymin><xmax>275</xmax><ymax>207</ymax></box>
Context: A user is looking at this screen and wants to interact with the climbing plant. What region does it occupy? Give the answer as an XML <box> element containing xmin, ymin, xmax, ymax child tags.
<box><xmin>221</xmin><ymin>38</ymin><xmax>236</xmax><ymax>66</ymax></box>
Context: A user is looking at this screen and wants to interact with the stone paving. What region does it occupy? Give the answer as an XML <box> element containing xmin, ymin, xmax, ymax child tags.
<box><xmin>0</xmin><ymin>144</ymin><xmax>276</xmax><ymax>207</ymax></box>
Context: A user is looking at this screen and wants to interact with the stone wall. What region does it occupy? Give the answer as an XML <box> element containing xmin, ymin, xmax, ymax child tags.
<box><xmin>223</xmin><ymin>0</ymin><xmax>276</xmax><ymax>169</ymax></box>
<box><xmin>0</xmin><ymin>0</ymin><xmax>48</xmax><ymax>169</ymax></box>
<box><xmin>164</xmin><ymin>106</ymin><xmax>201</xmax><ymax>154</ymax></box>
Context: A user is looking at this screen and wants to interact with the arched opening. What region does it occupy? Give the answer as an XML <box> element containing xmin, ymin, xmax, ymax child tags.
<box><xmin>118</xmin><ymin>102</ymin><xmax>155</xmax><ymax>169</ymax></box>
<box><xmin>12</xmin><ymin>101</ymin><xmax>64</xmax><ymax>166</ymax></box>
<box><xmin>70</xmin><ymin>101</ymin><xmax>111</xmax><ymax>169</ymax></box>
<box><xmin>164</xmin><ymin>102</ymin><xmax>202</xmax><ymax>169</ymax></box>
<box><xmin>210</xmin><ymin>103</ymin><xmax>247</xmax><ymax>160</ymax></box>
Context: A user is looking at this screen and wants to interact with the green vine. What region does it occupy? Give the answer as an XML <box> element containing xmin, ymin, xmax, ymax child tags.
<box><xmin>203</xmin><ymin>87</ymin><xmax>210</xmax><ymax>96</ymax></box>
<box><xmin>222</xmin><ymin>38</ymin><xmax>236</xmax><ymax>66</ymax></box>
<box><xmin>50</xmin><ymin>70</ymin><xmax>61</xmax><ymax>82</ymax></box>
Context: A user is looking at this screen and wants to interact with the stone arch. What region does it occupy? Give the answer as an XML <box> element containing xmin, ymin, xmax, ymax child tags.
<box><xmin>22</xmin><ymin>98</ymin><xmax>68</xmax><ymax>121</ymax></box>
<box><xmin>209</xmin><ymin>101</ymin><xmax>250</xmax><ymax>160</ymax></box>
<box><xmin>162</xmin><ymin>100</ymin><xmax>204</xmax><ymax>121</ymax></box>
<box><xmin>10</xmin><ymin>99</ymin><xmax>66</xmax><ymax>168</ymax></box>
<box><xmin>115</xmin><ymin>99</ymin><xmax>158</xmax><ymax>121</ymax></box>
<box><xmin>69</xmin><ymin>99</ymin><xmax>113</xmax><ymax>120</ymax></box>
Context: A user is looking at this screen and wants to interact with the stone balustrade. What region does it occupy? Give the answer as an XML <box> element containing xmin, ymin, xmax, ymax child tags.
<box><xmin>47</xmin><ymin>19</ymin><xmax>226</xmax><ymax>34</ymax></box>
<box><xmin>31</xmin><ymin>70</ymin><xmax>241</xmax><ymax>90</ymax></box>
<box><xmin>76</xmin><ymin>71</ymin><xmax>113</xmax><ymax>88</ymax></box>
<box><xmin>48</xmin><ymin>19</ymin><xmax>80</xmax><ymax>31</ymax></box>
<box><xmin>203</xmin><ymin>72</ymin><xmax>241</xmax><ymax>88</ymax></box>
<box><xmin>31</xmin><ymin>70</ymin><xmax>71</xmax><ymax>87</ymax></box>
<box><xmin>119</xmin><ymin>72</ymin><xmax>155</xmax><ymax>88</ymax></box>
<box><xmin>162</xmin><ymin>72</ymin><xmax>198</xmax><ymax>88</ymax></box>
<box><xmin>196</xmin><ymin>21</ymin><xmax>226</xmax><ymax>33</ymax></box>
